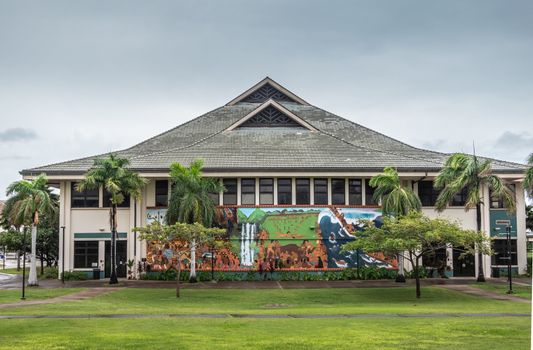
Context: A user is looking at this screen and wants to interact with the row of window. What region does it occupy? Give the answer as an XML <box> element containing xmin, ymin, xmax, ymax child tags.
<box><xmin>221</xmin><ymin>178</ymin><xmax>376</xmax><ymax>206</ymax></box>
<box><xmin>73</xmin><ymin>178</ymin><xmax>512</xmax><ymax>208</ymax></box>
<box><xmin>418</xmin><ymin>181</ymin><xmax>515</xmax><ymax>208</ymax></box>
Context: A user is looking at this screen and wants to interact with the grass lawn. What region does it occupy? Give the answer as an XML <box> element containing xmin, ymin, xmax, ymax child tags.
<box><xmin>0</xmin><ymin>288</ymin><xmax>83</xmax><ymax>304</ymax></box>
<box><xmin>470</xmin><ymin>282</ymin><xmax>532</xmax><ymax>299</ymax></box>
<box><xmin>0</xmin><ymin>267</ymin><xmax>54</xmax><ymax>278</ymax></box>
<box><xmin>0</xmin><ymin>317</ymin><xmax>529</xmax><ymax>349</ymax></box>
<box><xmin>0</xmin><ymin>287</ymin><xmax>529</xmax><ymax>316</ymax></box>
<box><xmin>0</xmin><ymin>287</ymin><xmax>530</xmax><ymax>349</ymax></box>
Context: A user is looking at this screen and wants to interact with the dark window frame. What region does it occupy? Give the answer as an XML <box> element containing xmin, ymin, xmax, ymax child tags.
<box><xmin>296</xmin><ymin>178</ymin><xmax>310</xmax><ymax>205</ymax></box>
<box><xmin>155</xmin><ymin>180</ymin><xmax>169</xmax><ymax>207</ymax></box>
<box><xmin>365</xmin><ymin>179</ymin><xmax>378</xmax><ymax>205</ymax></box>
<box><xmin>103</xmin><ymin>190</ymin><xmax>130</xmax><ymax>208</ymax></box>
<box><xmin>314</xmin><ymin>178</ymin><xmax>328</xmax><ymax>205</ymax></box>
<box><xmin>277</xmin><ymin>178</ymin><xmax>292</xmax><ymax>205</ymax></box>
<box><xmin>241</xmin><ymin>178</ymin><xmax>256</xmax><ymax>205</ymax></box>
<box><xmin>331</xmin><ymin>179</ymin><xmax>345</xmax><ymax>205</ymax></box>
<box><xmin>223</xmin><ymin>179</ymin><xmax>237</xmax><ymax>205</ymax></box>
<box><xmin>491</xmin><ymin>239</ymin><xmax>518</xmax><ymax>265</ymax></box>
<box><xmin>418</xmin><ymin>180</ymin><xmax>440</xmax><ymax>207</ymax></box>
<box><xmin>348</xmin><ymin>179</ymin><xmax>362</xmax><ymax>205</ymax></box>
<box><xmin>71</xmin><ymin>183</ymin><xmax>99</xmax><ymax>208</ymax></box>
<box><xmin>259</xmin><ymin>178</ymin><xmax>274</xmax><ymax>205</ymax></box>
<box><xmin>74</xmin><ymin>240</ymin><xmax>99</xmax><ymax>268</ymax></box>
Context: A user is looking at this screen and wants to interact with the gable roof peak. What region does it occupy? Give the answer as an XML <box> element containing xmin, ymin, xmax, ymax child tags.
<box><xmin>226</xmin><ymin>77</ymin><xmax>309</xmax><ymax>106</ymax></box>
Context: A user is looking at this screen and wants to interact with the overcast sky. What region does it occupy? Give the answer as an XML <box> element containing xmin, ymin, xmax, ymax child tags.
<box><xmin>0</xmin><ymin>1</ymin><xmax>532</xmax><ymax>199</ymax></box>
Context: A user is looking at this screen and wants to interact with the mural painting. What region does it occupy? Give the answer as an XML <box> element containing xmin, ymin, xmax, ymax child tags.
<box><xmin>145</xmin><ymin>207</ymin><xmax>397</xmax><ymax>272</ymax></box>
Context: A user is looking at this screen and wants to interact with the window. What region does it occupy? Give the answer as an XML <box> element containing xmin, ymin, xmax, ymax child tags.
<box><xmin>155</xmin><ymin>180</ymin><xmax>169</xmax><ymax>207</ymax></box>
<box><xmin>71</xmin><ymin>183</ymin><xmax>99</xmax><ymax>208</ymax></box>
<box><xmin>348</xmin><ymin>179</ymin><xmax>362</xmax><ymax>205</ymax></box>
<box><xmin>74</xmin><ymin>241</ymin><xmax>99</xmax><ymax>268</ymax></box>
<box><xmin>296</xmin><ymin>178</ymin><xmax>310</xmax><ymax>205</ymax></box>
<box><xmin>418</xmin><ymin>181</ymin><xmax>439</xmax><ymax>206</ymax></box>
<box><xmin>208</xmin><ymin>180</ymin><xmax>220</xmax><ymax>206</ymax></box>
<box><xmin>314</xmin><ymin>178</ymin><xmax>328</xmax><ymax>205</ymax></box>
<box><xmin>331</xmin><ymin>179</ymin><xmax>345</xmax><ymax>205</ymax></box>
<box><xmin>103</xmin><ymin>190</ymin><xmax>130</xmax><ymax>208</ymax></box>
<box><xmin>450</xmin><ymin>187</ymin><xmax>468</xmax><ymax>206</ymax></box>
<box><xmin>241</xmin><ymin>178</ymin><xmax>256</xmax><ymax>205</ymax></box>
<box><xmin>277</xmin><ymin>178</ymin><xmax>292</xmax><ymax>205</ymax></box>
<box><xmin>365</xmin><ymin>179</ymin><xmax>378</xmax><ymax>205</ymax></box>
<box><xmin>223</xmin><ymin>179</ymin><xmax>237</xmax><ymax>205</ymax></box>
<box><xmin>491</xmin><ymin>239</ymin><xmax>517</xmax><ymax>265</ymax></box>
<box><xmin>490</xmin><ymin>185</ymin><xmax>515</xmax><ymax>209</ymax></box>
<box><xmin>259</xmin><ymin>178</ymin><xmax>274</xmax><ymax>205</ymax></box>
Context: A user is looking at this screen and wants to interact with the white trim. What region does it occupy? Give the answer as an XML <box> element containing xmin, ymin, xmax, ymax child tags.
<box><xmin>226</xmin><ymin>77</ymin><xmax>309</xmax><ymax>106</ymax></box>
<box><xmin>225</xmin><ymin>99</ymin><xmax>318</xmax><ymax>132</ymax></box>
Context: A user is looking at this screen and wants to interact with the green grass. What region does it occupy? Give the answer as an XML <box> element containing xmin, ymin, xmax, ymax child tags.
<box><xmin>471</xmin><ymin>282</ymin><xmax>532</xmax><ymax>299</ymax></box>
<box><xmin>0</xmin><ymin>267</ymin><xmax>55</xmax><ymax>278</ymax></box>
<box><xmin>0</xmin><ymin>287</ymin><xmax>529</xmax><ymax>316</ymax></box>
<box><xmin>0</xmin><ymin>288</ymin><xmax>83</xmax><ymax>304</ymax></box>
<box><xmin>0</xmin><ymin>317</ymin><xmax>529</xmax><ymax>350</ymax></box>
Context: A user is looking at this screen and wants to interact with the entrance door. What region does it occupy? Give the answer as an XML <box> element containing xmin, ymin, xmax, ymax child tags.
<box><xmin>105</xmin><ymin>240</ymin><xmax>127</xmax><ymax>278</ymax></box>
<box><xmin>452</xmin><ymin>247</ymin><xmax>475</xmax><ymax>277</ymax></box>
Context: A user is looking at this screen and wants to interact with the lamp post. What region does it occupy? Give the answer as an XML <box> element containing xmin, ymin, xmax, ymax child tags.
<box><xmin>21</xmin><ymin>228</ymin><xmax>27</xmax><ymax>300</ymax></box>
<box><xmin>506</xmin><ymin>224</ymin><xmax>513</xmax><ymax>294</ymax></box>
<box><xmin>61</xmin><ymin>226</ymin><xmax>65</xmax><ymax>284</ymax></box>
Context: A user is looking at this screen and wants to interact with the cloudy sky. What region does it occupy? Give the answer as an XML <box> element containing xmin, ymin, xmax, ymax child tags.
<box><xmin>0</xmin><ymin>1</ymin><xmax>532</xmax><ymax>198</ymax></box>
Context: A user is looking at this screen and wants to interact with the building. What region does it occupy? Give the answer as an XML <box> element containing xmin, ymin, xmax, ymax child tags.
<box><xmin>21</xmin><ymin>77</ymin><xmax>528</xmax><ymax>278</ymax></box>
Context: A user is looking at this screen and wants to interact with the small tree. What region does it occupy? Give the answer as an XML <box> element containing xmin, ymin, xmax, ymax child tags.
<box><xmin>136</xmin><ymin>221</ymin><xmax>226</xmax><ymax>297</ymax></box>
<box><xmin>435</xmin><ymin>153</ymin><xmax>515</xmax><ymax>282</ymax></box>
<box><xmin>78</xmin><ymin>155</ymin><xmax>146</xmax><ymax>284</ymax></box>
<box><xmin>5</xmin><ymin>174</ymin><xmax>57</xmax><ymax>286</ymax></box>
<box><xmin>0</xmin><ymin>229</ymin><xmax>28</xmax><ymax>270</ymax></box>
<box><xmin>369</xmin><ymin>167</ymin><xmax>421</xmax><ymax>282</ymax></box>
<box><xmin>167</xmin><ymin>159</ymin><xmax>224</xmax><ymax>283</ymax></box>
<box><xmin>343</xmin><ymin>211</ymin><xmax>491</xmax><ymax>298</ymax></box>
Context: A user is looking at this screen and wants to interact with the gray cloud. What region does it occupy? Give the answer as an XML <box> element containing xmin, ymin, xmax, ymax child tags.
<box><xmin>0</xmin><ymin>128</ymin><xmax>37</xmax><ymax>142</ymax></box>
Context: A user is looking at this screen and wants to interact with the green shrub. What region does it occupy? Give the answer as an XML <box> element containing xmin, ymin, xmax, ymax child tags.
<box><xmin>62</xmin><ymin>271</ymin><xmax>88</xmax><ymax>281</ymax></box>
<box><xmin>42</xmin><ymin>267</ymin><xmax>58</xmax><ymax>279</ymax></box>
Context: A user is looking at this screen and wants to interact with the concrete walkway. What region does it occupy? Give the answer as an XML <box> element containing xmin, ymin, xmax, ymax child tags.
<box><xmin>0</xmin><ymin>312</ymin><xmax>529</xmax><ymax>320</ymax></box>
<box><xmin>0</xmin><ymin>287</ymin><xmax>117</xmax><ymax>309</ymax></box>
<box><xmin>437</xmin><ymin>284</ymin><xmax>531</xmax><ymax>303</ymax></box>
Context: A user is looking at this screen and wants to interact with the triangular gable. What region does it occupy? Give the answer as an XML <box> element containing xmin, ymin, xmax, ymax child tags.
<box><xmin>225</xmin><ymin>100</ymin><xmax>317</xmax><ymax>131</ymax></box>
<box><xmin>226</xmin><ymin>77</ymin><xmax>309</xmax><ymax>106</ymax></box>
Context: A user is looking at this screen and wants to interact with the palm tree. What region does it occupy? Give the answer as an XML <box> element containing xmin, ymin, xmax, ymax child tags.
<box><xmin>369</xmin><ymin>167</ymin><xmax>421</xmax><ymax>282</ymax></box>
<box><xmin>78</xmin><ymin>154</ymin><xmax>146</xmax><ymax>284</ymax></box>
<box><xmin>167</xmin><ymin>159</ymin><xmax>224</xmax><ymax>282</ymax></box>
<box><xmin>5</xmin><ymin>174</ymin><xmax>57</xmax><ymax>286</ymax></box>
<box><xmin>524</xmin><ymin>153</ymin><xmax>533</xmax><ymax>198</ymax></box>
<box><xmin>434</xmin><ymin>153</ymin><xmax>515</xmax><ymax>282</ymax></box>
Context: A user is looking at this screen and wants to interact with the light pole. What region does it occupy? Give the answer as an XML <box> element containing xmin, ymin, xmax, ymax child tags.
<box><xmin>21</xmin><ymin>228</ymin><xmax>27</xmax><ymax>300</ymax></box>
<box><xmin>61</xmin><ymin>226</ymin><xmax>65</xmax><ymax>284</ymax></box>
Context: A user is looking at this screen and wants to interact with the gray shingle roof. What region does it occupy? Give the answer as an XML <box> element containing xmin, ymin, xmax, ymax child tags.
<box><xmin>21</xmin><ymin>80</ymin><xmax>527</xmax><ymax>175</ymax></box>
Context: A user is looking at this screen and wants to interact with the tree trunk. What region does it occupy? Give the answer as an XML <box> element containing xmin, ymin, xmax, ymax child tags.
<box><xmin>189</xmin><ymin>239</ymin><xmax>197</xmax><ymax>283</ymax></box>
<box><xmin>415</xmin><ymin>256</ymin><xmax>421</xmax><ymax>299</ymax></box>
<box><xmin>476</xmin><ymin>202</ymin><xmax>485</xmax><ymax>282</ymax></box>
<box><xmin>28</xmin><ymin>224</ymin><xmax>38</xmax><ymax>286</ymax></box>
<box><xmin>109</xmin><ymin>204</ymin><xmax>118</xmax><ymax>285</ymax></box>
<box><xmin>395</xmin><ymin>254</ymin><xmax>406</xmax><ymax>283</ymax></box>
<box><xmin>40</xmin><ymin>254</ymin><xmax>44</xmax><ymax>275</ymax></box>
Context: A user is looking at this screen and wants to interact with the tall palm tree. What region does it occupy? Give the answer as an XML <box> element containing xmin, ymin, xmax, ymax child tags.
<box><xmin>434</xmin><ymin>153</ymin><xmax>515</xmax><ymax>282</ymax></box>
<box><xmin>78</xmin><ymin>154</ymin><xmax>146</xmax><ymax>284</ymax></box>
<box><xmin>524</xmin><ymin>153</ymin><xmax>533</xmax><ymax>198</ymax></box>
<box><xmin>369</xmin><ymin>167</ymin><xmax>421</xmax><ymax>282</ymax></box>
<box><xmin>5</xmin><ymin>174</ymin><xmax>57</xmax><ymax>286</ymax></box>
<box><xmin>167</xmin><ymin>159</ymin><xmax>224</xmax><ymax>282</ymax></box>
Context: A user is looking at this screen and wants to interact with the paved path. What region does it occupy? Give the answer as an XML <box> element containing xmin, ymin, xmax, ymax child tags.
<box><xmin>0</xmin><ymin>312</ymin><xmax>529</xmax><ymax>319</ymax></box>
<box><xmin>0</xmin><ymin>287</ymin><xmax>118</xmax><ymax>309</ymax></box>
<box><xmin>437</xmin><ymin>284</ymin><xmax>531</xmax><ymax>303</ymax></box>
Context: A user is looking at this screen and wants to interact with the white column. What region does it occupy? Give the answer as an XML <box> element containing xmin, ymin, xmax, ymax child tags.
<box><xmin>273</xmin><ymin>178</ymin><xmax>278</xmax><ymax>205</ymax></box>
<box><xmin>361</xmin><ymin>179</ymin><xmax>367</xmax><ymax>206</ymax></box>
<box><xmin>292</xmin><ymin>177</ymin><xmax>296</xmax><ymax>205</ymax></box>
<box><xmin>310</xmin><ymin>178</ymin><xmax>315</xmax><ymax>205</ymax></box>
<box><xmin>516</xmin><ymin>183</ymin><xmax>527</xmax><ymax>274</ymax></box>
<box><xmin>58</xmin><ymin>181</ymin><xmax>66</xmax><ymax>279</ymax></box>
<box><xmin>237</xmin><ymin>178</ymin><xmax>242</xmax><ymax>206</ymax></box>
<box><xmin>345</xmin><ymin>178</ymin><xmax>349</xmax><ymax>205</ymax></box>
<box><xmin>327</xmin><ymin>178</ymin><xmax>332</xmax><ymax>205</ymax></box>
